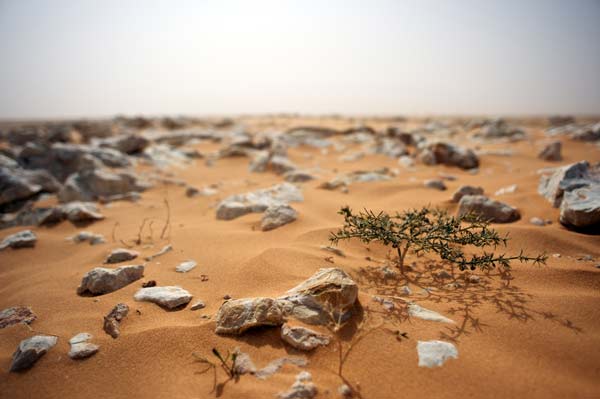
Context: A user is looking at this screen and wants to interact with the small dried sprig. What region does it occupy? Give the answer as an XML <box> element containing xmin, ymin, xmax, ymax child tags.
<box><xmin>330</xmin><ymin>206</ymin><xmax>547</xmax><ymax>273</ymax></box>
<box><xmin>211</xmin><ymin>348</ymin><xmax>239</xmax><ymax>379</ymax></box>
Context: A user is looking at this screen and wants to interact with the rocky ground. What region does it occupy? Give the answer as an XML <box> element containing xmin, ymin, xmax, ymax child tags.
<box><xmin>0</xmin><ymin>115</ymin><xmax>599</xmax><ymax>398</ymax></box>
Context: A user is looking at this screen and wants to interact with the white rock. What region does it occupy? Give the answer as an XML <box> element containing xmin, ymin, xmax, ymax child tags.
<box><xmin>261</xmin><ymin>204</ymin><xmax>298</xmax><ymax>231</ymax></box>
<box><xmin>0</xmin><ymin>230</ymin><xmax>37</xmax><ymax>251</ymax></box>
<box><xmin>134</xmin><ymin>286</ymin><xmax>192</xmax><ymax>309</ymax></box>
<box><xmin>277</xmin><ymin>371</ymin><xmax>318</xmax><ymax>399</ymax></box>
<box><xmin>176</xmin><ymin>260</ymin><xmax>197</xmax><ymax>273</ymax></box>
<box><xmin>68</xmin><ymin>333</ymin><xmax>99</xmax><ymax>359</ymax></box>
<box><xmin>408</xmin><ymin>303</ymin><xmax>454</xmax><ymax>323</ymax></box>
<box><xmin>280</xmin><ymin>324</ymin><xmax>330</xmax><ymax>351</ymax></box>
<box><xmin>417</xmin><ymin>340</ymin><xmax>458</xmax><ymax>368</ymax></box>
<box><xmin>494</xmin><ymin>184</ymin><xmax>517</xmax><ymax>196</ymax></box>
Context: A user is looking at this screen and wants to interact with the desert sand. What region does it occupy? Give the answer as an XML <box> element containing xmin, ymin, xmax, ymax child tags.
<box><xmin>1</xmin><ymin>115</ymin><xmax>599</xmax><ymax>399</ymax></box>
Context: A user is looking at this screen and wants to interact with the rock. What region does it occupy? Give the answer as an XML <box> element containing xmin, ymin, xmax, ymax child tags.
<box><xmin>105</xmin><ymin>248</ymin><xmax>139</xmax><ymax>264</ymax></box>
<box><xmin>77</xmin><ymin>265</ymin><xmax>144</xmax><ymax>295</ymax></box>
<box><xmin>248</xmin><ymin>150</ymin><xmax>270</xmax><ymax>172</ymax></box>
<box><xmin>142</xmin><ymin>280</ymin><xmax>157</xmax><ymax>288</ymax></box>
<box><xmin>571</xmin><ymin>122</ymin><xmax>600</xmax><ymax>141</ymax></box>
<box><xmin>280</xmin><ymin>324</ymin><xmax>330</xmax><ymax>351</ymax></box>
<box><xmin>277</xmin><ymin>371</ymin><xmax>317</xmax><ymax>399</ymax></box>
<box><xmin>0</xmin><ymin>306</ymin><xmax>36</xmax><ymax>328</ymax></box>
<box><xmin>215</xmin><ymin>297</ymin><xmax>285</xmax><ymax>334</ymax></box>
<box><xmin>216</xmin><ymin>183</ymin><xmax>303</xmax><ymax>220</ymax></box>
<box><xmin>538</xmin><ymin>161</ymin><xmax>594</xmax><ymax>207</ymax></box>
<box><xmin>494</xmin><ymin>184</ymin><xmax>517</xmax><ymax>196</ymax></box>
<box><xmin>9</xmin><ymin>335</ymin><xmax>58</xmax><ymax>372</ymax></box>
<box><xmin>319</xmin><ymin>169</ymin><xmax>392</xmax><ymax>190</ymax></box>
<box><xmin>451</xmin><ymin>185</ymin><xmax>484</xmax><ymax>202</ymax></box>
<box><xmin>0</xmin><ymin>167</ymin><xmax>42</xmax><ymax>207</ymax></box>
<box><xmin>560</xmin><ymin>184</ymin><xmax>600</xmax><ymax>228</ymax></box>
<box><xmin>94</xmin><ymin>134</ymin><xmax>149</xmax><ymax>154</ymax></box>
<box><xmin>371</xmin><ymin>137</ymin><xmax>408</xmax><ymax>158</ymax></box>
<box><xmin>145</xmin><ymin>244</ymin><xmax>173</xmax><ymax>261</ymax></box>
<box><xmin>68</xmin><ymin>231</ymin><xmax>106</xmax><ymax>245</ymax></box>
<box><xmin>408</xmin><ymin>303</ymin><xmax>454</xmax><ymax>323</ymax></box>
<box><xmin>436</xmin><ymin>270</ymin><xmax>452</xmax><ymax>279</ymax></box>
<box><xmin>424</xmin><ymin>179</ymin><xmax>447</xmax><ymax>191</ymax></box>
<box><xmin>185</xmin><ymin>186</ymin><xmax>199</xmax><ymax>197</ymax></box>
<box><xmin>457</xmin><ymin>195</ymin><xmax>520</xmax><ymax>223</ymax></box>
<box><xmin>538</xmin><ymin>141</ymin><xmax>562</xmax><ymax>161</ymax></box>
<box><xmin>0</xmin><ymin>230</ymin><xmax>36</xmax><ymax>251</ymax></box>
<box><xmin>284</xmin><ymin>170</ymin><xmax>315</xmax><ymax>183</ymax></box>
<box><xmin>269</xmin><ymin>155</ymin><xmax>297</xmax><ymax>174</ymax></box>
<box><xmin>176</xmin><ymin>260</ymin><xmax>197</xmax><ymax>273</ymax></box>
<box><xmin>417</xmin><ymin>340</ymin><xmax>458</xmax><ymax>368</ymax></box>
<box><xmin>60</xmin><ymin>202</ymin><xmax>104</xmax><ymax>223</ymax></box>
<box><xmin>419</xmin><ymin>142</ymin><xmax>479</xmax><ymax>169</ymax></box>
<box><xmin>261</xmin><ymin>204</ymin><xmax>298</xmax><ymax>231</ymax></box>
<box><xmin>338</xmin><ymin>384</ymin><xmax>353</xmax><ymax>398</ymax></box>
<box><xmin>530</xmin><ymin>217</ymin><xmax>546</xmax><ymax>226</ymax></box>
<box><xmin>190</xmin><ymin>300</ymin><xmax>206</xmax><ymax>310</ymax></box>
<box><xmin>68</xmin><ymin>333</ymin><xmax>99</xmax><ymax>360</ymax></box>
<box><xmin>58</xmin><ymin>168</ymin><xmax>150</xmax><ymax>203</ymax></box>
<box><xmin>134</xmin><ymin>286</ymin><xmax>192</xmax><ymax>309</ymax></box>
<box><xmin>473</xmin><ymin>120</ymin><xmax>526</xmax><ymax>141</ymax></box>
<box><xmin>279</xmin><ymin>268</ymin><xmax>358</xmax><ymax>325</ymax></box>
<box><xmin>398</xmin><ymin>155</ymin><xmax>415</xmax><ymax>168</ymax></box>
<box><xmin>254</xmin><ymin>356</ymin><xmax>308</xmax><ymax>380</ymax></box>
<box><xmin>103</xmin><ymin>303</ymin><xmax>129</xmax><ymax>338</ymax></box>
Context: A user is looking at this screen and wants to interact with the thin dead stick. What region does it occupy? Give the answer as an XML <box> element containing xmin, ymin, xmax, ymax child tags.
<box><xmin>160</xmin><ymin>198</ymin><xmax>171</xmax><ymax>240</ymax></box>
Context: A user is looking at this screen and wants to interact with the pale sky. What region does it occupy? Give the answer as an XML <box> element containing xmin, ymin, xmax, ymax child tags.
<box><xmin>1</xmin><ymin>0</ymin><xmax>599</xmax><ymax>119</ymax></box>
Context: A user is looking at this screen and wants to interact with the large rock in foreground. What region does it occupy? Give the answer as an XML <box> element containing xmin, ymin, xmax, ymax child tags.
<box><xmin>560</xmin><ymin>185</ymin><xmax>600</xmax><ymax>228</ymax></box>
<box><xmin>417</xmin><ymin>340</ymin><xmax>458</xmax><ymax>368</ymax></box>
<box><xmin>10</xmin><ymin>335</ymin><xmax>58</xmax><ymax>372</ymax></box>
<box><xmin>77</xmin><ymin>265</ymin><xmax>144</xmax><ymax>295</ymax></box>
<box><xmin>457</xmin><ymin>195</ymin><xmax>520</xmax><ymax>223</ymax></box>
<box><xmin>215</xmin><ymin>297</ymin><xmax>285</xmax><ymax>335</ymax></box>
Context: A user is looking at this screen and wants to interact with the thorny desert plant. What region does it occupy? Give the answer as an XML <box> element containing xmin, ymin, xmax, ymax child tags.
<box><xmin>330</xmin><ymin>206</ymin><xmax>547</xmax><ymax>274</ymax></box>
<box><xmin>193</xmin><ymin>348</ymin><xmax>240</xmax><ymax>393</ymax></box>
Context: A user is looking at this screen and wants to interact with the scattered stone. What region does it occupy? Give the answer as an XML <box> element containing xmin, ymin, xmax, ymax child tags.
<box><xmin>538</xmin><ymin>141</ymin><xmax>562</xmax><ymax>161</ymax></box>
<box><xmin>494</xmin><ymin>184</ymin><xmax>517</xmax><ymax>196</ymax></box>
<box><xmin>9</xmin><ymin>335</ymin><xmax>58</xmax><ymax>372</ymax></box>
<box><xmin>419</xmin><ymin>142</ymin><xmax>479</xmax><ymax>169</ymax></box>
<box><xmin>176</xmin><ymin>260</ymin><xmax>197</xmax><ymax>273</ymax></box>
<box><xmin>223</xmin><ymin>294</ymin><xmax>232</xmax><ymax>300</ymax></box>
<box><xmin>451</xmin><ymin>185</ymin><xmax>484</xmax><ymax>203</ymax></box>
<box><xmin>408</xmin><ymin>303</ymin><xmax>454</xmax><ymax>323</ymax></box>
<box><xmin>68</xmin><ymin>333</ymin><xmax>99</xmax><ymax>360</ymax></box>
<box><xmin>560</xmin><ymin>184</ymin><xmax>600</xmax><ymax>228</ymax></box>
<box><xmin>68</xmin><ymin>231</ymin><xmax>106</xmax><ymax>245</ymax></box>
<box><xmin>538</xmin><ymin>161</ymin><xmax>594</xmax><ymax>207</ymax></box>
<box><xmin>142</xmin><ymin>280</ymin><xmax>156</xmax><ymax>288</ymax></box>
<box><xmin>436</xmin><ymin>270</ymin><xmax>452</xmax><ymax>279</ymax></box>
<box><xmin>373</xmin><ymin>296</ymin><xmax>395</xmax><ymax>311</ymax></box>
<box><xmin>457</xmin><ymin>195</ymin><xmax>520</xmax><ymax>223</ymax></box>
<box><xmin>94</xmin><ymin>134</ymin><xmax>149</xmax><ymax>154</ymax></box>
<box><xmin>340</xmin><ymin>152</ymin><xmax>365</xmax><ymax>162</ymax></box>
<box><xmin>215</xmin><ymin>297</ymin><xmax>285</xmax><ymax>334</ymax></box>
<box><xmin>424</xmin><ymin>179</ymin><xmax>447</xmax><ymax>191</ymax></box>
<box><xmin>398</xmin><ymin>155</ymin><xmax>415</xmax><ymax>168</ymax></box>
<box><xmin>261</xmin><ymin>204</ymin><xmax>298</xmax><ymax>231</ymax></box>
<box><xmin>529</xmin><ymin>217</ymin><xmax>546</xmax><ymax>226</ymax></box>
<box><xmin>216</xmin><ymin>183</ymin><xmax>303</xmax><ymax>220</ymax></box>
<box><xmin>417</xmin><ymin>340</ymin><xmax>458</xmax><ymax>368</ymax></box>
<box><xmin>0</xmin><ymin>306</ymin><xmax>36</xmax><ymax>328</ymax></box>
<box><xmin>338</xmin><ymin>384</ymin><xmax>353</xmax><ymax>398</ymax></box>
<box><xmin>134</xmin><ymin>286</ymin><xmax>192</xmax><ymax>309</ymax></box>
<box><xmin>279</xmin><ymin>268</ymin><xmax>358</xmax><ymax>325</ymax></box>
<box><xmin>190</xmin><ymin>300</ymin><xmax>206</xmax><ymax>310</ymax></box>
<box><xmin>280</xmin><ymin>324</ymin><xmax>331</xmax><ymax>351</ymax></box>
<box><xmin>468</xmin><ymin>275</ymin><xmax>481</xmax><ymax>284</ymax></box>
<box><xmin>105</xmin><ymin>248</ymin><xmax>139</xmax><ymax>264</ymax></box>
<box><xmin>145</xmin><ymin>244</ymin><xmax>173</xmax><ymax>261</ymax></box>
<box><xmin>319</xmin><ymin>169</ymin><xmax>392</xmax><ymax>191</ymax></box>
<box><xmin>61</xmin><ymin>201</ymin><xmax>104</xmax><ymax>222</ymax></box>
<box><xmin>254</xmin><ymin>356</ymin><xmax>308</xmax><ymax>380</ymax></box>
<box><xmin>0</xmin><ymin>230</ymin><xmax>36</xmax><ymax>251</ymax></box>
<box><xmin>284</xmin><ymin>170</ymin><xmax>315</xmax><ymax>183</ymax></box>
<box><xmin>77</xmin><ymin>265</ymin><xmax>144</xmax><ymax>295</ymax></box>
<box><xmin>59</xmin><ymin>168</ymin><xmax>149</xmax><ymax>203</ymax></box>
<box><xmin>320</xmin><ymin>246</ymin><xmax>345</xmax><ymax>257</ymax></box>
<box><xmin>185</xmin><ymin>186</ymin><xmax>200</xmax><ymax>197</ymax></box>
<box><xmin>277</xmin><ymin>371</ymin><xmax>317</xmax><ymax>399</ymax></box>
<box><xmin>103</xmin><ymin>303</ymin><xmax>129</xmax><ymax>338</ymax></box>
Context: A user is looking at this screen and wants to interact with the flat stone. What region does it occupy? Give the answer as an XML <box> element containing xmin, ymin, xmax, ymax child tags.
<box><xmin>215</xmin><ymin>297</ymin><xmax>285</xmax><ymax>334</ymax></box>
<box><xmin>277</xmin><ymin>371</ymin><xmax>317</xmax><ymax>399</ymax></box>
<box><xmin>190</xmin><ymin>300</ymin><xmax>206</xmax><ymax>310</ymax></box>
<box><xmin>77</xmin><ymin>265</ymin><xmax>144</xmax><ymax>295</ymax></box>
<box><xmin>68</xmin><ymin>231</ymin><xmax>106</xmax><ymax>245</ymax></box>
<box><xmin>145</xmin><ymin>244</ymin><xmax>173</xmax><ymax>261</ymax></box>
<box><xmin>68</xmin><ymin>333</ymin><xmax>99</xmax><ymax>359</ymax></box>
<box><xmin>408</xmin><ymin>303</ymin><xmax>455</xmax><ymax>323</ymax></box>
<box><xmin>284</xmin><ymin>170</ymin><xmax>315</xmax><ymax>183</ymax></box>
<box><xmin>261</xmin><ymin>204</ymin><xmax>298</xmax><ymax>231</ymax></box>
<box><xmin>451</xmin><ymin>185</ymin><xmax>484</xmax><ymax>202</ymax></box>
<box><xmin>61</xmin><ymin>202</ymin><xmax>104</xmax><ymax>222</ymax></box>
<box><xmin>103</xmin><ymin>303</ymin><xmax>129</xmax><ymax>338</ymax></box>
<box><xmin>530</xmin><ymin>217</ymin><xmax>546</xmax><ymax>226</ymax></box>
<box><xmin>134</xmin><ymin>286</ymin><xmax>192</xmax><ymax>309</ymax></box>
<box><xmin>0</xmin><ymin>230</ymin><xmax>37</xmax><ymax>251</ymax></box>
<box><xmin>176</xmin><ymin>260</ymin><xmax>197</xmax><ymax>273</ymax></box>
<box><xmin>457</xmin><ymin>195</ymin><xmax>520</xmax><ymax>223</ymax></box>
<box><xmin>0</xmin><ymin>306</ymin><xmax>36</xmax><ymax>328</ymax></box>
<box><xmin>560</xmin><ymin>184</ymin><xmax>600</xmax><ymax>228</ymax></box>
<box><xmin>424</xmin><ymin>179</ymin><xmax>447</xmax><ymax>191</ymax></box>
<box><xmin>417</xmin><ymin>340</ymin><xmax>458</xmax><ymax>368</ymax></box>
<box><xmin>105</xmin><ymin>248</ymin><xmax>139</xmax><ymax>264</ymax></box>
<box><xmin>280</xmin><ymin>324</ymin><xmax>331</xmax><ymax>351</ymax></box>
<box><xmin>10</xmin><ymin>335</ymin><xmax>58</xmax><ymax>372</ymax></box>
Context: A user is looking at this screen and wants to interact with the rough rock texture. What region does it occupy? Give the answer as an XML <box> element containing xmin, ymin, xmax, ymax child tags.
<box><xmin>68</xmin><ymin>231</ymin><xmax>106</xmax><ymax>245</ymax></box>
<box><xmin>538</xmin><ymin>161</ymin><xmax>593</xmax><ymax>207</ymax></box>
<box><xmin>538</xmin><ymin>141</ymin><xmax>562</xmax><ymax>161</ymax></box>
<box><xmin>0</xmin><ymin>230</ymin><xmax>37</xmax><ymax>251</ymax></box>
<box><xmin>0</xmin><ymin>306</ymin><xmax>36</xmax><ymax>328</ymax></box>
<box><xmin>105</xmin><ymin>248</ymin><xmax>139</xmax><ymax>264</ymax></box>
<box><xmin>216</xmin><ymin>183</ymin><xmax>303</xmax><ymax>220</ymax></box>
<box><xmin>0</xmin><ymin>166</ymin><xmax>60</xmax><ymax>207</ymax></box>
<box><xmin>279</xmin><ymin>268</ymin><xmax>359</xmax><ymax>325</ymax></box>
<box><xmin>417</xmin><ymin>340</ymin><xmax>458</xmax><ymax>368</ymax></box>
<box><xmin>215</xmin><ymin>297</ymin><xmax>285</xmax><ymax>335</ymax></box>
<box><xmin>58</xmin><ymin>168</ymin><xmax>150</xmax><ymax>203</ymax></box>
<box><xmin>94</xmin><ymin>134</ymin><xmax>150</xmax><ymax>154</ymax></box>
<box><xmin>261</xmin><ymin>204</ymin><xmax>298</xmax><ymax>231</ymax></box>
<box><xmin>77</xmin><ymin>265</ymin><xmax>144</xmax><ymax>295</ymax></box>
<box><xmin>61</xmin><ymin>202</ymin><xmax>105</xmax><ymax>222</ymax></box>
<box><xmin>457</xmin><ymin>195</ymin><xmax>520</xmax><ymax>223</ymax></box>
<box><xmin>134</xmin><ymin>286</ymin><xmax>192</xmax><ymax>309</ymax></box>
<box><xmin>451</xmin><ymin>185</ymin><xmax>484</xmax><ymax>202</ymax></box>
<box><xmin>280</xmin><ymin>324</ymin><xmax>331</xmax><ymax>351</ymax></box>
<box><xmin>319</xmin><ymin>168</ymin><xmax>392</xmax><ymax>190</ymax></box>
<box><xmin>284</xmin><ymin>170</ymin><xmax>315</xmax><ymax>183</ymax></box>
<box><xmin>277</xmin><ymin>371</ymin><xmax>317</xmax><ymax>399</ymax></box>
<box><xmin>419</xmin><ymin>142</ymin><xmax>479</xmax><ymax>169</ymax></box>
<box><xmin>175</xmin><ymin>260</ymin><xmax>197</xmax><ymax>273</ymax></box>
<box><xmin>103</xmin><ymin>303</ymin><xmax>129</xmax><ymax>338</ymax></box>
<box><xmin>560</xmin><ymin>185</ymin><xmax>600</xmax><ymax>228</ymax></box>
<box><xmin>68</xmin><ymin>333</ymin><xmax>99</xmax><ymax>360</ymax></box>
<box><xmin>9</xmin><ymin>335</ymin><xmax>58</xmax><ymax>372</ymax></box>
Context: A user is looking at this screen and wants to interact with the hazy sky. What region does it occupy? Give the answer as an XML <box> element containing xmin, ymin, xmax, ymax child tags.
<box><xmin>1</xmin><ymin>0</ymin><xmax>599</xmax><ymax>118</ymax></box>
